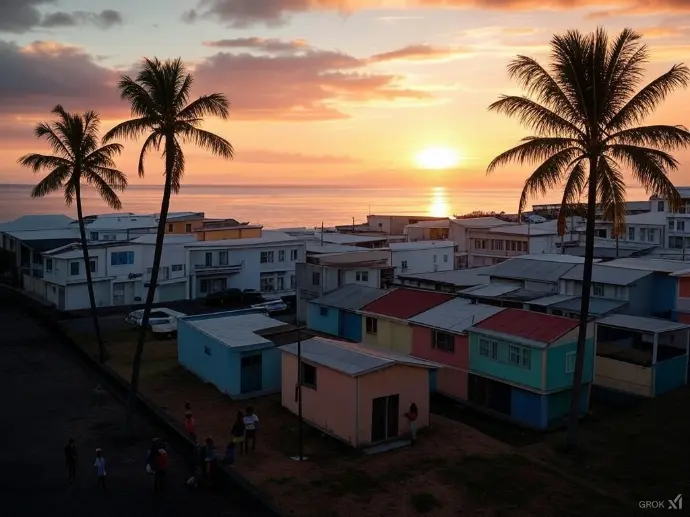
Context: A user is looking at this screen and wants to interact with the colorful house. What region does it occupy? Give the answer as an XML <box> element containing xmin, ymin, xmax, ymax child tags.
<box><xmin>178</xmin><ymin>309</ymin><xmax>308</xmax><ymax>398</ymax></box>
<box><xmin>408</xmin><ymin>298</ymin><xmax>504</xmax><ymax>400</ymax></box>
<box><xmin>467</xmin><ymin>309</ymin><xmax>595</xmax><ymax>430</ymax></box>
<box><xmin>594</xmin><ymin>314</ymin><xmax>689</xmax><ymax>398</ymax></box>
<box><xmin>359</xmin><ymin>288</ymin><xmax>454</xmax><ymax>354</ymax></box>
<box><xmin>279</xmin><ymin>337</ymin><xmax>439</xmax><ymax>448</ymax></box>
<box><xmin>306</xmin><ymin>284</ymin><xmax>389</xmax><ymax>341</ymax></box>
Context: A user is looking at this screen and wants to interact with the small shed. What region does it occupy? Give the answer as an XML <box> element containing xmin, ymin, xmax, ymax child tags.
<box><xmin>178</xmin><ymin>309</ymin><xmax>309</xmax><ymax>398</ymax></box>
<box><xmin>279</xmin><ymin>338</ymin><xmax>439</xmax><ymax>448</ymax></box>
<box><xmin>595</xmin><ymin>314</ymin><xmax>690</xmax><ymax>398</ymax></box>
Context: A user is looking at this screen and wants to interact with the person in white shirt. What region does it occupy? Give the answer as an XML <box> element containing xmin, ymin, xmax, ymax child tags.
<box><xmin>93</xmin><ymin>448</ymin><xmax>107</xmax><ymax>492</ymax></box>
<box><xmin>242</xmin><ymin>406</ymin><xmax>259</xmax><ymax>453</ymax></box>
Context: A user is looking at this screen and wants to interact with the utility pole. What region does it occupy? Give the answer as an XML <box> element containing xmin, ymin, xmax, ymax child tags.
<box><xmin>291</xmin><ymin>327</ymin><xmax>307</xmax><ymax>461</ymax></box>
<box><xmin>320</xmin><ymin>221</ymin><xmax>324</xmax><ymax>246</ymax></box>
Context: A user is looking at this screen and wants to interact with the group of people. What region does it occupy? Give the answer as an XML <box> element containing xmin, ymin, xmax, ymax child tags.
<box><xmin>64</xmin><ymin>439</ymin><xmax>110</xmax><ymax>492</ymax></box>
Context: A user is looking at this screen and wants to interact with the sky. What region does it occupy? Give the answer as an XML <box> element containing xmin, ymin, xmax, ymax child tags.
<box><xmin>1</xmin><ymin>0</ymin><xmax>690</xmax><ymax>192</ymax></box>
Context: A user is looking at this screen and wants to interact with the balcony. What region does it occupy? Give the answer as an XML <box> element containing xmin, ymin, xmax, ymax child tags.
<box><xmin>194</xmin><ymin>263</ymin><xmax>243</xmax><ymax>276</ymax></box>
<box><xmin>145</xmin><ymin>265</ymin><xmax>188</xmax><ymax>282</ymax></box>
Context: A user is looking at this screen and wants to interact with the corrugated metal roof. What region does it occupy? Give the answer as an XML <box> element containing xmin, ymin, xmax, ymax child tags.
<box><xmin>183</xmin><ymin>312</ymin><xmax>285</xmax><ymax>348</ymax></box>
<box><xmin>399</xmin><ymin>266</ymin><xmax>495</xmax><ymax>287</ymax></box>
<box><xmin>460</xmin><ymin>283</ymin><xmax>521</xmax><ymax>297</ymax></box>
<box><xmin>310</xmin><ymin>284</ymin><xmax>389</xmax><ymax>311</ymax></box>
<box><xmin>389</xmin><ymin>240</ymin><xmax>454</xmax><ymax>251</ymax></box>
<box><xmin>527</xmin><ymin>294</ymin><xmax>577</xmax><ymax>307</ymax></box>
<box><xmin>601</xmin><ymin>258</ymin><xmax>690</xmax><ymax>274</ymax></box>
<box><xmin>361</xmin><ymin>288</ymin><xmax>453</xmax><ymax>319</ymax></box>
<box><xmin>498</xmin><ymin>289</ymin><xmax>549</xmax><ymax>302</ymax></box>
<box><xmin>597</xmin><ymin>314</ymin><xmax>690</xmax><ymax>334</ymax></box>
<box><xmin>279</xmin><ymin>337</ymin><xmax>439</xmax><ymax>377</ymax></box>
<box><xmin>409</xmin><ymin>298</ymin><xmax>505</xmax><ymax>333</ymax></box>
<box><xmin>488</xmin><ymin>257</ymin><xmax>578</xmax><ymax>283</ymax></box>
<box><xmin>561</xmin><ymin>264</ymin><xmax>652</xmax><ymax>285</ymax></box>
<box><xmin>472</xmin><ymin>308</ymin><xmax>578</xmax><ymax>344</ymax></box>
<box><xmin>550</xmin><ymin>296</ymin><xmax>626</xmax><ymax>316</ymax></box>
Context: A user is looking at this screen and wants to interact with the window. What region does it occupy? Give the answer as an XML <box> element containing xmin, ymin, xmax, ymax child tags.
<box><xmin>277</xmin><ymin>275</ymin><xmax>285</xmax><ymax>291</ymax></box>
<box><xmin>46</xmin><ymin>259</ymin><xmax>53</xmax><ymax>272</ymax></box>
<box><xmin>290</xmin><ymin>275</ymin><xmax>296</xmax><ymax>289</ymax></box>
<box><xmin>204</xmin><ymin>346</ymin><xmax>212</xmax><ymax>356</ymax></box>
<box><xmin>522</xmin><ymin>348</ymin><xmax>531</xmax><ymax>368</ymax></box>
<box><xmin>301</xmin><ymin>363</ymin><xmax>317</xmax><ymax>389</ymax></box>
<box><xmin>508</xmin><ymin>345</ymin><xmax>530</xmax><ymax>368</ymax></box>
<box><xmin>185</xmin><ymin>223</ymin><xmax>192</xmax><ymax>233</ymax></box>
<box><xmin>290</xmin><ymin>249</ymin><xmax>298</xmax><ymax>261</ymax></box>
<box><xmin>479</xmin><ymin>338</ymin><xmax>498</xmax><ymax>359</ymax></box>
<box><xmin>172</xmin><ymin>264</ymin><xmax>184</xmax><ymax>272</ymax></box>
<box><xmin>70</xmin><ymin>262</ymin><xmax>80</xmax><ymax>276</ymax></box>
<box><xmin>492</xmin><ymin>239</ymin><xmax>504</xmax><ymax>251</ymax></box>
<box><xmin>260</xmin><ymin>251</ymin><xmax>274</xmax><ymax>263</ymax></box>
<box><xmin>365</xmin><ymin>317</ymin><xmax>378</xmax><ymax>335</ymax></box>
<box><xmin>356</xmin><ymin>271</ymin><xmax>369</xmax><ymax>282</ymax></box>
<box><xmin>219</xmin><ymin>251</ymin><xmax>228</xmax><ymax>266</ymax></box>
<box><xmin>167</xmin><ymin>223</ymin><xmax>173</xmax><ymax>232</ymax></box>
<box><xmin>648</xmin><ymin>228</ymin><xmax>655</xmax><ymax>242</ymax></box>
<box><xmin>443</xmin><ymin>254</ymin><xmax>448</xmax><ymax>263</ymax></box>
<box><xmin>640</xmin><ymin>228</ymin><xmax>646</xmax><ymax>241</ymax></box>
<box><xmin>679</xmin><ymin>220</ymin><xmax>686</xmax><ymax>232</ymax></box>
<box><xmin>433</xmin><ymin>254</ymin><xmax>437</xmax><ymax>263</ymax></box>
<box><xmin>278</xmin><ymin>250</ymin><xmax>286</xmax><ymax>262</ymax></box>
<box><xmin>312</xmin><ymin>271</ymin><xmax>320</xmax><ymax>285</ymax></box>
<box><xmin>658</xmin><ymin>200</ymin><xmax>665</xmax><ymax>212</ymax></box>
<box><xmin>592</xmin><ymin>283</ymin><xmax>605</xmax><ymax>296</ymax></box>
<box><xmin>565</xmin><ymin>352</ymin><xmax>576</xmax><ymax>373</ymax></box>
<box><xmin>90</xmin><ymin>232</ymin><xmax>99</xmax><ymax>241</ymax></box>
<box><xmin>628</xmin><ymin>227</ymin><xmax>635</xmax><ymax>240</ymax></box>
<box><xmin>401</xmin><ymin>260</ymin><xmax>408</xmax><ymax>271</ymax></box>
<box><xmin>669</xmin><ymin>220</ymin><xmax>675</xmax><ymax>231</ymax></box>
<box><xmin>205</xmin><ymin>252</ymin><xmax>212</xmax><ymax>267</ymax></box>
<box><xmin>110</xmin><ymin>251</ymin><xmax>134</xmax><ymax>266</ymax></box>
<box><xmin>474</xmin><ymin>239</ymin><xmax>482</xmax><ymax>249</ymax></box>
<box><xmin>90</xmin><ymin>260</ymin><xmax>97</xmax><ymax>273</ymax></box>
<box><xmin>432</xmin><ymin>330</ymin><xmax>455</xmax><ymax>353</ymax></box>
<box><xmin>260</xmin><ymin>275</ymin><xmax>275</xmax><ymax>292</ymax></box>
<box><xmin>319</xmin><ymin>306</ymin><xmax>329</xmax><ymax>317</ymax></box>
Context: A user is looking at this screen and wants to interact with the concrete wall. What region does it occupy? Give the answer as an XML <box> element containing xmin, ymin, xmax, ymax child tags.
<box><xmin>594</xmin><ymin>356</ymin><xmax>653</xmax><ymax>397</ymax></box>
<box><xmin>361</xmin><ymin>316</ymin><xmax>414</xmax><ymax>354</ymax></box>
<box><xmin>391</xmin><ymin>245</ymin><xmax>454</xmax><ymax>275</ymax></box>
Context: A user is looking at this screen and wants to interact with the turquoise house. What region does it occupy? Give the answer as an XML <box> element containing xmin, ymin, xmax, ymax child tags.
<box><xmin>466</xmin><ymin>308</ymin><xmax>595</xmax><ymax>430</ymax></box>
<box><xmin>178</xmin><ymin>309</ymin><xmax>303</xmax><ymax>398</ymax></box>
<box><xmin>306</xmin><ymin>284</ymin><xmax>388</xmax><ymax>341</ymax></box>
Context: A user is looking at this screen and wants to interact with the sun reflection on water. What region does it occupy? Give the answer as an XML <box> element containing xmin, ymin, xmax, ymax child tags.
<box><xmin>428</xmin><ymin>186</ymin><xmax>451</xmax><ymax>217</ymax></box>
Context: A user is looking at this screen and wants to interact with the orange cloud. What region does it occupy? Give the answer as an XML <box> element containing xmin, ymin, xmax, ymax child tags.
<box><xmin>203</xmin><ymin>37</ymin><xmax>310</xmax><ymax>51</ymax></box>
<box><xmin>236</xmin><ymin>149</ymin><xmax>359</xmax><ymax>164</ymax></box>
<box><xmin>368</xmin><ymin>44</ymin><xmax>470</xmax><ymax>63</ymax></box>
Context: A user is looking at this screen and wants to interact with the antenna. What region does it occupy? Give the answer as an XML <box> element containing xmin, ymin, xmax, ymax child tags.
<box><xmin>321</xmin><ymin>221</ymin><xmax>324</xmax><ymax>246</ymax></box>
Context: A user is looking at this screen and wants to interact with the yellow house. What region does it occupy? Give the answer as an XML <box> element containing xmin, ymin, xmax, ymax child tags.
<box><xmin>165</xmin><ymin>212</ymin><xmax>205</xmax><ymax>234</ymax></box>
<box><xmin>358</xmin><ymin>288</ymin><xmax>454</xmax><ymax>354</ymax></box>
<box><xmin>196</xmin><ymin>224</ymin><xmax>263</xmax><ymax>241</ymax></box>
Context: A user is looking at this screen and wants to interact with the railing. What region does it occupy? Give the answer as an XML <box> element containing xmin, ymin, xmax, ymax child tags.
<box><xmin>194</xmin><ymin>263</ymin><xmax>243</xmax><ymax>273</ymax></box>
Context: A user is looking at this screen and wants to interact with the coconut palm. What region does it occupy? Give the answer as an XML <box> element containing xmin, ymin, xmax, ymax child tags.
<box><xmin>19</xmin><ymin>105</ymin><xmax>127</xmax><ymax>363</ymax></box>
<box><xmin>103</xmin><ymin>58</ymin><xmax>234</xmax><ymax>418</ymax></box>
<box><xmin>487</xmin><ymin>28</ymin><xmax>690</xmax><ymax>449</ymax></box>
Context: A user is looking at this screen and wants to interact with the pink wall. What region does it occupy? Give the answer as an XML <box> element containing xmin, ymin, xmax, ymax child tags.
<box><xmin>411</xmin><ymin>325</ymin><xmax>469</xmax><ymax>401</ymax></box>
<box><xmin>281</xmin><ymin>353</ymin><xmax>358</xmax><ymax>446</ymax></box>
<box><xmin>357</xmin><ymin>365</ymin><xmax>430</xmax><ymax>446</ymax></box>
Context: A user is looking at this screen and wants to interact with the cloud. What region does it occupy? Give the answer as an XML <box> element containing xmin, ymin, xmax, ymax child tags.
<box><xmin>203</xmin><ymin>37</ymin><xmax>309</xmax><ymax>52</ymax></box>
<box><xmin>0</xmin><ymin>0</ymin><xmax>123</xmax><ymax>33</ymax></box>
<box><xmin>368</xmin><ymin>44</ymin><xmax>469</xmax><ymax>63</ymax></box>
<box><xmin>184</xmin><ymin>0</ymin><xmax>690</xmax><ymax>28</ymax></box>
<box><xmin>640</xmin><ymin>26</ymin><xmax>690</xmax><ymax>39</ymax></box>
<box><xmin>236</xmin><ymin>149</ymin><xmax>359</xmax><ymax>164</ymax></box>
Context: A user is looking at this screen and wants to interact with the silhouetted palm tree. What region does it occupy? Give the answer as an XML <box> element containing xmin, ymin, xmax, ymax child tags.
<box><xmin>487</xmin><ymin>28</ymin><xmax>689</xmax><ymax>449</ymax></box>
<box><xmin>104</xmin><ymin>58</ymin><xmax>234</xmax><ymax>419</ymax></box>
<box><xmin>19</xmin><ymin>105</ymin><xmax>127</xmax><ymax>363</ymax></box>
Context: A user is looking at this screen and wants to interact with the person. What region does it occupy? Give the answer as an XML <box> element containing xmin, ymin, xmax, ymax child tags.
<box><xmin>204</xmin><ymin>437</ymin><xmax>216</xmax><ymax>477</ymax></box>
<box><xmin>405</xmin><ymin>403</ymin><xmax>419</xmax><ymax>445</ymax></box>
<box><xmin>146</xmin><ymin>438</ymin><xmax>160</xmax><ymax>477</ymax></box>
<box><xmin>154</xmin><ymin>442</ymin><xmax>169</xmax><ymax>492</ymax></box>
<box><xmin>65</xmin><ymin>438</ymin><xmax>78</xmax><ymax>483</ymax></box>
<box><xmin>243</xmin><ymin>406</ymin><xmax>259</xmax><ymax>453</ymax></box>
<box><xmin>231</xmin><ymin>411</ymin><xmax>245</xmax><ymax>456</ymax></box>
<box><xmin>184</xmin><ymin>402</ymin><xmax>196</xmax><ymax>442</ymax></box>
<box><xmin>93</xmin><ymin>448</ymin><xmax>107</xmax><ymax>492</ymax></box>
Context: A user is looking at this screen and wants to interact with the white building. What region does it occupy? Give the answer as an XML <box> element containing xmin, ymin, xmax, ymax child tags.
<box><xmin>404</xmin><ymin>219</ymin><xmax>450</xmax><ymax>242</ymax></box>
<box><xmin>186</xmin><ymin>230</ymin><xmax>306</xmax><ymax>299</ymax></box>
<box><xmin>595</xmin><ymin>211</ymin><xmax>666</xmax><ymax>247</ymax></box>
<box><xmin>389</xmin><ymin>241</ymin><xmax>455</xmax><ymax>275</ymax></box>
<box><xmin>85</xmin><ymin>213</ymin><xmax>158</xmax><ymax>241</ymax></box>
<box><xmin>449</xmin><ymin>217</ymin><xmax>516</xmax><ymax>268</ymax></box>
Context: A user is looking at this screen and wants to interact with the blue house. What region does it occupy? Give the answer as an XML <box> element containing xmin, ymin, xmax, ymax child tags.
<box><xmin>178</xmin><ymin>308</ymin><xmax>303</xmax><ymax>398</ymax></box>
<box><xmin>466</xmin><ymin>308</ymin><xmax>595</xmax><ymax>430</ymax></box>
<box><xmin>307</xmin><ymin>284</ymin><xmax>389</xmax><ymax>341</ymax></box>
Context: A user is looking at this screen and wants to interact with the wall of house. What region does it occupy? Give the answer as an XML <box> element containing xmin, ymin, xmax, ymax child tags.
<box><xmin>545</xmin><ymin>338</ymin><xmax>595</xmax><ymax>391</ymax></box>
<box><xmin>449</xmin><ymin>221</ymin><xmax>470</xmax><ymax>253</ymax></box>
<box><xmin>468</xmin><ymin>333</ymin><xmax>544</xmax><ymax>391</ymax></box>
<box><xmin>594</xmin><ymin>356</ymin><xmax>653</xmax><ymax>397</ymax></box>
<box><xmin>256</xmin><ymin>347</ymin><xmax>282</xmax><ymax>395</ymax></box>
<box><xmin>528</xmin><ymin>234</ymin><xmax>560</xmax><ymax>254</ymax></box>
<box><xmin>281</xmin><ymin>353</ymin><xmax>358</xmax><ymax>446</ymax></box>
<box><xmin>653</xmin><ymin>355</ymin><xmax>687</xmax><ymax>396</ymax></box>
<box><xmin>356</xmin><ymin>364</ymin><xmax>430</xmax><ymax>446</ymax></box>
<box><xmin>306</xmin><ymin>302</ymin><xmax>340</xmax><ymax>336</ymax></box>
<box><xmin>166</xmin><ymin>219</ymin><xmax>204</xmax><ymax>234</ymax></box>
<box><xmin>340</xmin><ymin>268</ymin><xmax>382</xmax><ymax>288</ymax></box>
<box><xmin>523</xmin><ymin>280</ymin><xmax>558</xmax><ymax>293</ymax></box>
<box><xmin>545</xmin><ymin>387</ymin><xmax>590</xmax><ymax>426</ymax></box>
<box><xmin>362</xmin><ymin>317</ymin><xmax>413</xmax><ymax>354</ymax></box>
<box><xmin>196</xmin><ymin>227</ymin><xmax>262</xmax><ymax>241</ymax></box>
<box><xmin>341</xmin><ymin>311</ymin><xmax>363</xmax><ymax>341</ymax></box>
<box><xmin>411</xmin><ymin>326</ymin><xmax>469</xmax><ymax>400</ymax></box>
<box><xmin>651</xmin><ymin>274</ymin><xmax>678</xmax><ymax>316</ymax></box>
<box><xmin>64</xmin><ymin>281</ymin><xmax>112</xmax><ymax>310</ymax></box>
<box><xmin>391</xmin><ymin>245</ymin><xmax>454</xmax><ymax>275</ymax></box>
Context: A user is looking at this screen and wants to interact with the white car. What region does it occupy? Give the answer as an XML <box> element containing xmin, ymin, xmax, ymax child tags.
<box><xmin>251</xmin><ymin>299</ymin><xmax>288</xmax><ymax>314</ymax></box>
<box><xmin>125</xmin><ymin>308</ymin><xmax>186</xmax><ymax>336</ymax></box>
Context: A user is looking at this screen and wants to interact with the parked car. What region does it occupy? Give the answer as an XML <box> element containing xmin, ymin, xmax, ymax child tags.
<box><xmin>125</xmin><ymin>308</ymin><xmax>186</xmax><ymax>338</ymax></box>
<box><xmin>205</xmin><ymin>288</ymin><xmax>263</xmax><ymax>307</ymax></box>
<box><xmin>251</xmin><ymin>299</ymin><xmax>288</xmax><ymax>314</ymax></box>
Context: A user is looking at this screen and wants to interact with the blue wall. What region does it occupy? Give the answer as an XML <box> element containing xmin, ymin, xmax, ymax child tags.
<box><xmin>545</xmin><ymin>338</ymin><xmax>595</xmax><ymax>391</ymax></box>
<box><xmin>307</xmin><ymin>302</ymin><xmax>340</xmax><ymax>336</ymax></box>
<box><xmin>546</xmin><ymin>386</ymin><xmax>589</xmax><ymax>426</ymax></box>
<box><xmin>341</xmin><ymin>310</ymin><xmax>363</xmax><ymax>341</ymax></box>
<box><xmin>628</xmin><ymin>275</ymin><xmax>654</xmax><ymax>317</ymax></box>
<box><xmin>511</xmin><ymin>387</ymin><xmax>546</xmax><ymax>429</ymax></box>
<box><xmin>260</xmin><ymin>348</ymin><xmax>282</xmax><ymax>394</ymax></box>
<box><xmin>654</xmin><ymin>355</ymin><xmax>687</xmax><ymax>396</ymax></box>
<box><xmin>651</xmin><ymin>273</ymin><xmax>678</xmax><ymax>316</ymax></box>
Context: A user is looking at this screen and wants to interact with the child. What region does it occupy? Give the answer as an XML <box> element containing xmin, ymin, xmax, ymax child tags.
<box><xmin>243</xmin><ymin>406</ymin><xmax>259</xmax><ymax>453</ymax></box>
<box><xmin>405</xmin><ymin>403</ymin><xmax>419</xmax><ymax>445</ymax></box>
<box><xmin>93</xmin><ymin>448</ymin><xmax>107</xmax><ymax>492</ymax></box>
<box><xmin>184</xmin><ymin>402</ymin><xmax>196</xmax><ymax>442</ymax></box>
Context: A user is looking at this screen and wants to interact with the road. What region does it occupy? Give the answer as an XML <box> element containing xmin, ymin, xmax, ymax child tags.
<box><xmin>0</xmin><ymin>301</ymin><xmax>252</xmax><ymax>517</ymax></box>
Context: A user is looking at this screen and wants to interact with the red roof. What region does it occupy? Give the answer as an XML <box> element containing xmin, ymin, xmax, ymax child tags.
<box><xmin>473</xmin><ymin>309</ymin><xmax>578</xmax><ymax>344</ymax></box>
<box><xmin>362</xmin><ymin>288</ymin><xmax>453</xmax><ymax>320</ymax></box>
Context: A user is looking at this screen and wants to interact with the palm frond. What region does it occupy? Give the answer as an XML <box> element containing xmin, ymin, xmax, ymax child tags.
<box><xmin>178</xmin><ymin>93</ymin><xmax>230</xmax><ymax>121</ymax></box>
<box><xmin>34</xmin><ymin>122</ymin><xmax>74</xmax><ymax>159</ymax></box>
<box><xmin>602</xmin><ymin>29</ymin><xmax>647</xmax><ymax>119</ymax></box>
<box><xmin>556</xmin><ymin>158</ymin><xmax>587</xmax><ymax>236</ymax></box>
<box><xmin>102</xmin><ymin>118</ymin><xmax>152</xmax><ymax>143</ymax></box>
<box><xmin>90</xmin><ymin>166</ymin><xmax>128</xmax><ymax>190</ymax></box>
<box><xmin>177</xmin><ymin>124</ymin><xmax>234</xmax><ymax>159</ymax></box>
<box><xmin>174</xmin><ymin>72</ymin><xmax>194</xmax><ymax>112</ymax></box>
<box><xmin>18</xmin><ymin>153</ymin><xmax>73</xmax><ymax>172</ymax></box>
<box><xmin>487</xmin><ymin>137</ymin><xmax>581</xmax><ymax>173</ymax></box>
<box><xmin>488</xmin><ymin>96</ymin><xmax>585</xmax><ymax>138</ymax></box>
<box><xmin>597</xmin><ymin>157</ymin><xmax>628</xmax><ymax>238</ymax></box>
<box><xmin>83</xmin><ymin>171</ymin><xmax>123</xmax><ymax>210</ymax></box>
<box><xmin>138</xmin><ymin>132</ymin><xmax>163</xmax><ymax>177</ymax></box>
<box><xmin>30</xmin><ymin>166</ymin><xmax>70</xmax><ymax>198</ymax></box>
<box><xmin>118</xmin><ymin>76</ymin><xmax>161</xmax><ymax>119</ymax></box>
<box><xmin>169</xmin><ymin>139</ymin><xmax>186</xmax><ymax>195</ymax></box>
<box><xmin>606</xmin><ymin>125</ymin><xmax>690</xmax><ymax>150</ymax></box>
<box><xmin>84</xmin><ymin>143</ymin><xmax>124</xmax><ymax>170</ymax></box>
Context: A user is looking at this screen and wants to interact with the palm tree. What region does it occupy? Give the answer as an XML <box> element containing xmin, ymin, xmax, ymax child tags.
<box><xmin>487</xmin><ymin>28</ymin><xmax>690</xmax><ymax>449</ymax></box>
<box><xmin>19</xmin><ymin>105</ymin><xmax>127</xmax><ymax>363</ymax></box>
<box><xmin>103</xmin><ymin>58</ymin><xmax>234</xmax><ymax>419</ymax></box>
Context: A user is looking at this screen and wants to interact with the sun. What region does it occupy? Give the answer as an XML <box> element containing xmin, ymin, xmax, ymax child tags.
<box><xmin>415</xmin><ymin>147</ymin><xmax>461</xmax><ymax>170</ymax></box>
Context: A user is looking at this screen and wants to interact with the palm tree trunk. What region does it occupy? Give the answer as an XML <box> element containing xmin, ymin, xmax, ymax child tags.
<box><xmin>127</xmin><ymin>133</ymin><xmax>175</xmax><ymax>425</ymax></box>
<box><xmin>565</xmin><ymin>155</ymin><xmax>598</xmax><ymax>450</ymax></box>
<box><xmin>75</xmin><ymin>182</ymin><xmax>107</xmax><ymax>364</ymax></box>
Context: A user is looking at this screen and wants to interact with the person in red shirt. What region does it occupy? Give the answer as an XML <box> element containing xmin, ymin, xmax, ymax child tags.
<box><xmin>405</xmin><ymin>403</ymin><xmax>419</xmax><ymax>445</ymax></box>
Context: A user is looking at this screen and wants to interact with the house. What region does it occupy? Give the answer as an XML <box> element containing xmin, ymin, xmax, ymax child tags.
<box><xmin>359</xmin><ymin>288</ymin><xmax>454</xmax><ymax>354</ymax></box>
<box><xmin>595</xmin><ymin>211</ymin><xmax>666</xmax><ymax>247</ymax></box>
<box><xmin>194</xmin><ymin>222</ymin><xmax>263</xmax><ymax>241</ymax></box>
<box><xmin>306</xmin><ymin>284</ymin><xmax>389</xmax><ymax>341</ymax></box>
<box><xmin>163</xmin><ymin>212</ymin><xmax>205</xmax><ymax>234</ymax></box>
<box><xmin>408</xmin><ymin>298</ymin><xmax>504</xmax><ymax>401</ymax></box>
<box><xmin>671</xmin><ymin>265</ymin><xmax>690</xmax><ymax>323</ymax></box>
<box><xmin>310</xmin><ymin>231</ymin><xmax>389</xmax><ymax>249</ymax></box>
<box><xmin>186</xmin><ymin>230</ymin><xmax>306</xmax><ymax>299</ymax></box>
<box><xmin>279</xmin><ymin>337</ymin><xmax>438</xmax><ymax>447</ymax></box>
<box><xmin>178</xmin><ymin>309</ymin><xmax>310</xmax><ymax>398</ymax></box>
<box><xmin>486</xmin><ymin>255</ymin><xmax>583</xmax><ymax>294</ymax></box>
<box><xmin>449</xmin><ymin>217</ymin><xmax>514</xmax><ymax>268</ymax></box>
<box><xmin>532</xmin><ymin>200</ymin><xmax>651</xmax><ymax>217</ymax></box>
<box><xmin>467</xmin><ymin>223</ymin><xmax>563</xmax><ymax>268</ymax></box>
<box><xmin>396</xmin><ymin>266</ymin><xmax>495</xmax><ymax>293</ymax></box>
<box><xmin>366</xmin><ymin>214</ymin><xmax>448</xmax><ymax>236</ymax></box>
<box><xmin>404</xmin><ymin>219</ymin><xmax>450</xmax><ymax>241</ymax></box>
<box><xmin>594</xmin><ymin>314</ymin><xmax>689</xmax><ymax>398</ymax></box>
<box><xmin>389</xmin><ymin>241</ymin><xmax>455</xmax><ymax>275</ymax></box>
<box><xmin>85</xmin><ymin>213</ymin><xmax>158</xmax><ymax>241</ymax></box>
<box><xmin>467</xmin><ymin>309</ymin><xmax>595</xmax><ymax>430</ymax></box>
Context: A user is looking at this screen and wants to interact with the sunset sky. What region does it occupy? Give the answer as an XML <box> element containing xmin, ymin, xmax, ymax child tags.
<box><xmin>1</xmin><ymin>0</ymin><xmax>690</xmax><ymax>192</ymax></box>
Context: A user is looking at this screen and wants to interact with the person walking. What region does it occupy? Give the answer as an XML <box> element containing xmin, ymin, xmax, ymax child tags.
<box><xmin>231</xmin><ymin>411</ymin><xmax>245</xmax><ymax>457</ymax></box>
<box><xmin>93</xmin><ymin>448</ymin><xmax>107</xmax><ymax>492</ymax></box>
<box><xmin>153</xmin><ymin>442</ymin><xmax>169</xmax><ymax>493</ymax></box>
<box><xmin>405</xmin><ymin>403</ymin><xmax>419</xmax><ymax>445</ymax></box>
<box><xmin>243</xmin><ymin>406</ymin><xmax>259</xmax><ymax>454</ymax></box>
<box><xmin>184</xmin><ymin>402</ymin><xmax>196</xmax><ymax>443</ymax></box>
<box><xmin>64</xmin><ymin>438</ymin><xmax>77</xmax><ymax>483</ymax></box>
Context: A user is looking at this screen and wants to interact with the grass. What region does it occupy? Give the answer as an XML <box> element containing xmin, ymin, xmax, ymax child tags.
<box><xmin>409</xmin><ymin>492</ymin><xmax>442</xmax><ymax>514</ymax></box>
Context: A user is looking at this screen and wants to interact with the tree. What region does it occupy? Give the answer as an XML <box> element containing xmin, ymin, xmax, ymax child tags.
<box><xmin>487</xmin><ymin>28</ymin><xmax>689</xmax><ymax>449</ymax></box>
<box><xmin>19</xmin><ymin>105</ymin><xmax>127</xmax><ymax>363</ymax></box>
<box><xmin>103</xmin><ymin>58</ymin><xmax>234</xmax><ymax>420</ymax></box>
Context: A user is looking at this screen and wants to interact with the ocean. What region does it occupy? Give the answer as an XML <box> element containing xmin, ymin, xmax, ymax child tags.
<box><xmin>0</xmin><ymin>183</ymin><xmax>649</xmax><ymax>229</ymax></box>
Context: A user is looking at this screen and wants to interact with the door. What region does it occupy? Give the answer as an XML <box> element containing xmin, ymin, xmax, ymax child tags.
<box><xmin>371</xmin><ymin>394</ymin><xmax>400</xmax><ymax>443</ymax></box>
<box><xmin>240</xmin><ymin>354</ymin><xmax>263</xmax><ymax>394</ymax></box>
<box><xmin>113</xmin><ymin>283</ymin><xmax>125</xmax><ymax>305</ymax></box>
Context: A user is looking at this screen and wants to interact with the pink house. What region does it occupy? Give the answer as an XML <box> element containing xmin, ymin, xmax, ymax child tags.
<box><xmin>408</xmin><ymin>298</ymin><xmax>504</xmax><ymax>401</ymax></box>
<box><xmin>279</xmin><ymin>337</ymin><xmax>439</xmax><ymax>448</ymax></box>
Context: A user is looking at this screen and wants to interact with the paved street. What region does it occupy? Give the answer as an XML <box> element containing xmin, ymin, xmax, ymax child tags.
<box><xmin>0</xmin><ymin>301</ymin><xmax>252</xmax><ymax>517</ymax></box>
